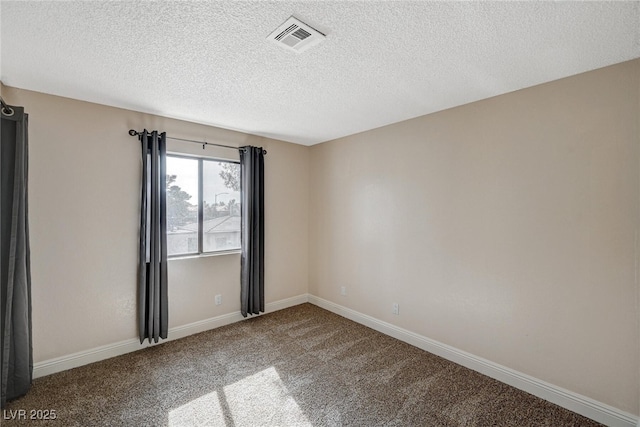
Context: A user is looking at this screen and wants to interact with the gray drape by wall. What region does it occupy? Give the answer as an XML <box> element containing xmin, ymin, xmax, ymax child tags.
<box><xmin>1</xmin><ymin>104</ymin><xmax>32</xmax><ymax>408</ymax></box>
<box><xmin>239</xmin><ymin>146</ymin><xmax>265</xmax><ymax>317</ymax></box>
<box><xmin>138</xmin><ymin>130</ymin><xmax>168</xmax><ymax>343</ymax></box>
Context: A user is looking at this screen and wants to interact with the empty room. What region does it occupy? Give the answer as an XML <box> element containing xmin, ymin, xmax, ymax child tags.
<box><xmin>1</xmin><ymin>1</ymin><xmax>639</xmax><ymax>426</ymax></box>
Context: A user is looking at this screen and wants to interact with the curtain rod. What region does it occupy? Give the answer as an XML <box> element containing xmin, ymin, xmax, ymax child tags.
<box><xmin>128</xmin><ymin>129</ymin><xmax>240</xmax><ymax>151</ymax></box>
<box><xmin>128</xmin><ymin>129</ymin><xmax>267</xmax><ymax>154</ymax></box>
<box><xmin>0</xmin><ymin>95</ymin><xmax>15</xmax><ymax>116</ymax></box>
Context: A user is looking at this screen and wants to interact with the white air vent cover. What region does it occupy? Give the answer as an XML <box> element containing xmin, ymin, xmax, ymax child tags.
<box><xmin>267</xmin><ymin>16</ymin><xmax>325</xmax><ymax>53</ymax></box>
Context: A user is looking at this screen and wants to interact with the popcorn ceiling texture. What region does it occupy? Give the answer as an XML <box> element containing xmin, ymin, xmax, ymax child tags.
<box><xmin>3</xmin><ymin>304</ymin><xmax>603</xmax><ymax>426</ymax></box>
<box><xmin>1</xmin><ymin>1</ymin><xmax>639</xmax><ymax>145</ymax></box>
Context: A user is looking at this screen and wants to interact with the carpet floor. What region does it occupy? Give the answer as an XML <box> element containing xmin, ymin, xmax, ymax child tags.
<box><xmin>4</xmin><ymin>303</ymin><xmax>602</xmax><ymax>426</ymax></box>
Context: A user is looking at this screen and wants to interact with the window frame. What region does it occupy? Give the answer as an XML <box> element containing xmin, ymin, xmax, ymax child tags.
<box><xmin>166</xmin><ymin>152</ymin><xmax>241</xmax><ymax>259</ymax></box>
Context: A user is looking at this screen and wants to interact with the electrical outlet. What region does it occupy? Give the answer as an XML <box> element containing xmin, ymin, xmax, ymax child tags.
<box><xmin>340</xmin><ymin>286</ymin><xmax>347</xmax><ymax>296</ymax></box>
<box><xmin>215</xmin><ymin>295</ymin><xmax>222</xmax><ymax>306</ymax></box>
<box><xmin>392</xmin><ymin>303</ymin><xmax>399</xmax><ymax>315</ymax></box>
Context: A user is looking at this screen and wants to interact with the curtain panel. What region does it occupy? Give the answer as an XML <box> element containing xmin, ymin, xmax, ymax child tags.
<box><xmin>138</xmin><ymin>130</ymin><xmax>168</xmax><ymax>343</ymax></box>
<box><xmin>1</xmin><ymin>104</ymin><xmax>32</xmax><ymax>408</ymax></box>
<box><xmin>239</xmin><ymin>146</ymin><xmax>265</xmax><ymax>317</ymax></box>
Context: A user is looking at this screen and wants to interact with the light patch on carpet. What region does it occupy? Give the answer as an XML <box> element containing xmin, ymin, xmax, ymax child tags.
<box><xmin>168</xmin><ymin>391</ymin><xmax>225</xmax><ymax>426</ymax></box>
<box><xmin>225</xmin><ymin>366</ymin><xmax>312</xmax><ymax>426</ymax></box>
<box><xmin>168</xmin><ymin>367</ymin><xmax>311</xmax><ymax>427</ymax></box>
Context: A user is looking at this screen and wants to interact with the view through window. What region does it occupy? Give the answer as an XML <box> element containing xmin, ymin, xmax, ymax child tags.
<box><xmin>166</xmin><ymin>155</ymin><xmax>241</xmax><ymax>256</ymax></box>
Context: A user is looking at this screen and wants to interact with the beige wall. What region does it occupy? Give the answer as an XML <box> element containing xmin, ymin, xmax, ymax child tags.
<box><xmin>309</xmin><ymin>59</ymin><xmax>640</xmax><ymax>414</ymax></box>
<box><xmin>0</xmin><ymin>86</ymin><xmax>309</xmax><ymax>361</ymax></box>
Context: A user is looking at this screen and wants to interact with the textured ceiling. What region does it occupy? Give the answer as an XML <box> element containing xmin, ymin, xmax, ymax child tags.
<box><xmin>1</xmin><ymin>1</ymin><xmax>639</xmax><ymax>146</ymax></box>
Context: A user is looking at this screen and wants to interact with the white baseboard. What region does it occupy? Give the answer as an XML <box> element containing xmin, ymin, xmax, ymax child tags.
<box><xmin>307</xmin><ymin>295</ymin><xmax>638</xmax><ymax>427</ymax></box>
<box><xmin>33</xmin><ymin>293</ymin><xmax>309</xmax><ymax>379</ymax></box>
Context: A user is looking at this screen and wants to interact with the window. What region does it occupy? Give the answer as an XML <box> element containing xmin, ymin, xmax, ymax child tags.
<box><xmin>166</xmin><ymin>154</ymin><xmax>241</xmax><ymax>257</ymax></box>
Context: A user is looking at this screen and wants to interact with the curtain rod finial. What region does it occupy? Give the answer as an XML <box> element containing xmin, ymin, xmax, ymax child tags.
<box><xmin>128</xmin><ymin>129</ymin><xmax>138</xmax><ymax>136</ymax></box>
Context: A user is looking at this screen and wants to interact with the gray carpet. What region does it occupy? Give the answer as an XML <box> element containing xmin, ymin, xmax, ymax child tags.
<box><xmin>4</xmin><ymin>303</ymin><xmax>602</xmax><ymax>426</ymax></box>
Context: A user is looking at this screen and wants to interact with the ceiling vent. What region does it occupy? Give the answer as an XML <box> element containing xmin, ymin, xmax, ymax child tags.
<box><xmin>267</xmin><ymin>16</ymin><xmax>325</xmax><ymax>53</ymax></box>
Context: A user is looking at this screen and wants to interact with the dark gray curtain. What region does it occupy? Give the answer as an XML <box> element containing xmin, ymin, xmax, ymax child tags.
<box><xmin>239</xmin><ymin>146</ymin><xmax>264</xmax><ymax>317</ymax></box>
<box><xmin>138</xmin><ymin>130</ymin><xmax>168</xmax><ymax>343</ymax></box>
<box><xmin>1</xmin><ymin>104</ymin><xmax>32</xmax><ymax>408</ymax></box>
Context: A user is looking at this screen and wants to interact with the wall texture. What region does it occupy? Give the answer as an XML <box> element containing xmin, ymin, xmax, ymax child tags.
<box><xmin>0</xmin><ymin>86</ymin><xmax>309</xmax><ymax>362</ymax></box>
<box><xmin>309</xmin><ymin>59</ymin><xmax>640</xmax><ymax>414</ymax></box>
